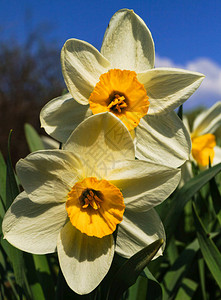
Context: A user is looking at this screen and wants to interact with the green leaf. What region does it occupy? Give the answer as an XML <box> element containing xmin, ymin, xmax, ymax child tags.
<box><xmin>164</xmin><ymin>162</ymin><xmax>221</xmax><ymax>240</ymax></box>
<box><xmin>166</xmin><ymin>236</ymin><xmax>178</xmax><ymax>265</ymax></box>
<box><xmin>24</xmin><ymin>254</ymin><xmax>46</xmax><ymax>300</ymax></box>
<box><xmin>127</xmin><ymin>276</ymin><xmax>148</xmax><ymax>300</ymax></box>
<box><xmin>144</xmin><ymin>268</ymin><xmax>162</xmax><ymax>300</ymax></box>
<box><xmin>0</xmin><ymin>152</ymin><xmax>7</xmax><ymax>209</ymax></box>
<box><xmin>24</xmin><ymin>123</ymin><xmax>44</xmax><ymax>152</ymax></box>
<box><xmin>198</xmin><ymin>258</ymin><xmax>207</xmax><ymax>300</ymax></box>
<box><xmin>2</xmin><ymin>131</ymin><xmax>27</xmax><ymax>292</ymax></box>
<box><xmin>1</xmin><ymin>238</ymin><xmax>26</xmax><ymax>292</ymax></box>
<box><xmin>192</xmin><ymin>202</ymin><xmax>221</xmax><ymax>289</ymax></box>
<box><xmin>175</xmin><ymin>278</ymin><xmax>198</xmax><ymax>300</ymax></box>
<box><xmin>209</xmin><ymin>174</ymin><xmax>221</xmax><ymax>225</ymax></box>
<box><xmin>107</xmin><ymin>239</ymin><xmax>164</xmax><ymax>300</ymax></box>
<box><xmin>6</xmin><ymin>130</ymin><xmax>20</xmax><ymax>210</ymax></box>
<box><xmin>6</xmin><ymin>272</ymin><xmax>21</xmax><ymax>300</ymax></box>
<box><xmin>33</xmin><ymin>254</ymin><xmax>55</xmax><ymax>299</ymax></box>
<box><xmin>162</xmin><ymin>238</ymin><xmax>199</xmax><ymax>300</ymax></box>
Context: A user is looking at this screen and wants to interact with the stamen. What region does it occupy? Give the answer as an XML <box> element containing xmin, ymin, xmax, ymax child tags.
<box><xmin>108</xmin><ymin>94</ymin><xmax>128</xmax><ymax>113</ymax></box>
<box><xmin>81</xmin><ymin>188</ymin><xmax>102</xmax><ymax>210</ymax></box>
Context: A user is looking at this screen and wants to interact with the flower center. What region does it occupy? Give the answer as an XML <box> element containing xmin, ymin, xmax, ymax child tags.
<box><xmin>89</xmin><ymin>69</ymin><xmax>149</xmax><ymax>131</ymax></box>
<box><xmin>66</xmin><ymin>177</ymin><xmax>125</xmax><ymax>238</ymax></box>
<box><xmin>80</xmin><ymin>188</ymin><xmax>102</xmax><ymax>210</ymax></box>
<box><xmin>107</xmin><ymin>93</ymin><xmax>128</xmax><ymax>113</ymax></box>
<box><xmin>191</xmin><ymin>133</ymin><xmax>216</xmax><ymax>166</ymax></box>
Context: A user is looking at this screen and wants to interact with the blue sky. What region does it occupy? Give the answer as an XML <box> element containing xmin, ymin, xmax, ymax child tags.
<box><xmin>1</xmin><ymin>0</ymin><xmax>221</xmax><ymax>110</ymax></box>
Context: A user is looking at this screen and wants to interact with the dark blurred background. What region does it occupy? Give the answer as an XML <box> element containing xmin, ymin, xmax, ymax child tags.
<box><xmin>0</xmin><ymin>27</ymin><xmax>65</xmax><ymax>165</ymax></box>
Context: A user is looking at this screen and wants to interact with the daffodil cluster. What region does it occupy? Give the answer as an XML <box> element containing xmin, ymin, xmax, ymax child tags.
<box><xmin>40</xmin><ymin>9</ymin><xmax>204</xmax><ymax>168</ymax></box>
<box><xmin>2</xmin><ymin>9</ymin><xmax>205</xmax><ymax>295</ymax></box>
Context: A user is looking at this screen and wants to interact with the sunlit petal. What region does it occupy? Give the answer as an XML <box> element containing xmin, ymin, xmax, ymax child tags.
<box><xmin>137</xmin><ymin>68</ymin><xmax>205</xmax><ymax>114</ymax></box>
<box><xmin>116</xmin><ymin>208</ymin><xmax>165</xmax><ymax>259</ymax></box>
<box><xmin>40</xmin><ymin>93</ymin><xmax>92</xmax><ymax>143</ymax></box>
<box><xmin>64</xmin><ymin>112</ymin><xmax>135</xmax><ymax>178</ymax></box>
<box><xmin>192</xmin><ymin>101</ymin><xmax>221</xmax><ymax>136</ymax></box>
<box><xmin>16</xmin><ymin>150</ymin><xmax>83</xmax><ymax>204</ymax></box>
<box><xmin>101</xmin><ymin>9</ymin><xmax>155</xmax><ymax>71</ymax></box>
<box><xmin>107</xmin><ymin>160</ymin><xmax>181</xmax><ymax>211</ymax></box>
<box><xmin>136</xmin><ymin>112</ymin><xmax>191</xmax><ymax>168</ymax></box>
<box><xmin>61</xmin><ymin>39</ymin><xmax>110</xmax><ymax>104</ymax></box>
<box><xmin>57</xmin><ymin>222</ymin><xmax>114</xmax><ymax>294</ymax></box>
<box><xmin>2</xmin><ymin>192</ymin><xmax>67</xmax><ymax>254</ymax></box>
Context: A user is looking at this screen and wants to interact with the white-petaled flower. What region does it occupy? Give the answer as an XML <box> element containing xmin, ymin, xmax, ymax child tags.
<box><xmin>40</xmin><ymin>8</ymin><xmax>204</xmax><ymax>169</ymax></box>
<box><xmin>185</xmin><ymin>101</ymin><xmax>221</xmax><ymax>167</ymax></box>
<box><xmin>181</xmin><ymin>101</ymin><xmax>221</xmax><ymax>184</ymax></box>
<box><xmin>3</xmin><ymin>113</ymin><xmax>181</xmax><ymax>295</ymax></box>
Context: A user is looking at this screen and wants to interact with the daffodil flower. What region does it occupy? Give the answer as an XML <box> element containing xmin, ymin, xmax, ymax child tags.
<box><xmin>40</xmin><ymin>9</ymin><xmax>204</xmax><ymax>169</ymax></box>
<box><xmin>180</xmin><ymin>101</ymin><xmax>221</xmax><ymax>184</ymax></box>
<box><xmin>185</xmin><ymin>101</ymin><xmax>221</xmax><ymax>167</ymax></box>
<box><xmin>3</xmin><ymin>113</ymin><xmax>181</xmax><ymax>295</ymax></box>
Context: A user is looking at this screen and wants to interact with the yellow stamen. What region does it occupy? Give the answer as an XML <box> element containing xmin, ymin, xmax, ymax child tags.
<box><xmin>66</xmin><ymin>177</ymin><xmax>125</xmax><ymax>238</ymax></box>
<box><xmin>107</xmin><ymin>94</ymin><xmax>128</xmax><ymax>113</ymax></box>
<box><xmin>191</xmin><ymin>133</ymin><xmax>216</xmax><ymax>166</ymax></box>
<box><xmin>81</xmin><ymin>189</ymin><xmax>102</xmax><ymax>209</ymax></box>
<box><xmin>89</xmin><ymin>69</ymin><xmax>149</xmax><ymax>131</ymax></box>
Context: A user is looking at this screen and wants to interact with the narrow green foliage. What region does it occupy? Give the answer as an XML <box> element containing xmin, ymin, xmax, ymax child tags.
<box><xmin>192</xmin><ymin>202</ymin><xmax>221</xmax><ymax>289</ymax></box>
<box><xmin>32</xmin><ymin>254</ymin><xmax>55</xmax><ymax>299</ymax></box>
<box><xmin>162</xmin><ymin>239</ymin><xmax>199</xmax><ymax>300</ymax></box>
<box><xmin>127</xmin><ymin>276</ymin><xmax>148</xmax><ymax>300</ymax></box>
<box><xmin>24</xmin><ymin>254</ymin><xmax>46</xmax><ymax>300</ymax></box>
<box><xmin>164</xmin><ymin>162</ymin><xmax>221</xmax><ymax>240</ymax></box>
<box><xmin>6</xmin><ymin>130</ymin><xmax>20</xmax><ymax>210</ymax></box>
<box><xmin>175</xmin><ymin>278</ymin><xmax>198</xmax><ymax>300</ymax></box>
<box><xmin>198</xmin><ymin>258</ymin><xmax>207</xmax><ymax>300</ymax></box>
<box><xmin>2</xmin><ymin>130</ymin><xmax>27</xmax><ymax>294</ymax></box>
<box><xmin>24</xmin><ymin>123</ymin><xmax>45</xmax><ymax>152</ymax></box>
<box><xmin>166</xmin><ymin>236</ymin><xmax>178</xmax><ymax>265</ymax></box>
<box><xmin>106</xmin><ymin>239</ymin><xmax>164</xmax><ymax>300</ymax></box>
<box><xmin>209</xmin><ymin>175</ymin><xmax>221</xmax><ymax>225</ymax></box>
<box><xmin>144</xmin><ymin>268</ymin><xmax>162</xmax><ymax>300</ymax></box>
<box><xmin>0</xmin><ymin>152</ymin><xmax>7</xmax><ymax>210</ymax></box>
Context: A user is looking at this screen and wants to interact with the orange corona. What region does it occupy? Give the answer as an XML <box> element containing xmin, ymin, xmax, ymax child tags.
<box><xmin>66</xmin><ymin>177</ymin><xmax>125</xmax><ymax>238</ymax></box>
<box><xmin>89</xmin><ymin>69</ymin><xmax>149</xmax><ymax>131</ymax></box>
<box><xmin>191</xmin><ymin>133</ymin><xmax>216</xmax><ymax>166</ymax></box>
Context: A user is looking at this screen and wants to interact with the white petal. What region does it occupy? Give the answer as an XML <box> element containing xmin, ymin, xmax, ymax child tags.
<box><xmin>57</xmin><ymin>222</ymin><xmax>114</xmax><ymax>295</ymax></box>
<box><xmin>101</xmin><ymin>9</ymin><xmax>155</xmax><ymax>71</ymax></box>
<box><xmin>41</xmin><ymin>136</ymin><xmax>60</xmax><ymax>149</ymax></box>
<box><xmin>2</xmin><ymin>191</ymin><xmax>67</xmax><ymax>254</ymax></box>
<box><xmin>16</xmin><ymin>150</ymin><xmax>83</xmax><ymax>204</ymax></box>
<box><xmin>179</xmin><ymin>160</ymin><xmax>193</xmax><ymax>188</ymax></box>
<box><xmin>64</xmin><ymin>112</ymin><xmax>135</xmax><ymax>178</ymax></box>
<box><xmin>40</xmin><ymin>93</ymin><xmax>92</xmax><ymax>143</ymax></box>
<box><xmin>136</xmin><ymin>112</ymin><xmax>191</xmax><ymax>168</ymax></box>
<box><xmin>192</xmin><ymin>101</ymin><xmax>221</xmax><ymax>136</ymax></box>
<box><xmin>116</xmin><ymin>208</ymin><xmax>165</xmax><ymax>259</ymax></box>
<box><xmin>213</xmin><ymin>146</ymin><xmax>221</xmax><ymax>165</ymax></box>
<box><xmin>183</xmin><ymin>115</ymin><xmax>191</xmax><ymax>133</ymax></box>
<box><xmin>61</xmin><ymin>39</ymin><xmax>110</xmax><ymax>104</ymax></box>
<box><xmin>107</xmin><ymin>159</ymin><xmax>181</xmax><ymax>211</ymax></box>
<box><xmin>137</xmin><ymin>68</ymin><xmax>205</xmax><ymax>114</ymax></box>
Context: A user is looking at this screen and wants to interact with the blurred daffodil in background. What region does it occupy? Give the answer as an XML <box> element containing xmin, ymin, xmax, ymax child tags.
<box><xmin>2</xmin><ymin>113</ymin><xmax>181</xmax><ymax>294</ymax></box>
<box><xmin>181</xmin><ymin>101</ymin><xmax>221</xmax><ymax>184</ymax></box>
<box><xmin>40</xmin><ymin>8</ymin><xmax>205</xmax><ymax>169</ymax></box>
